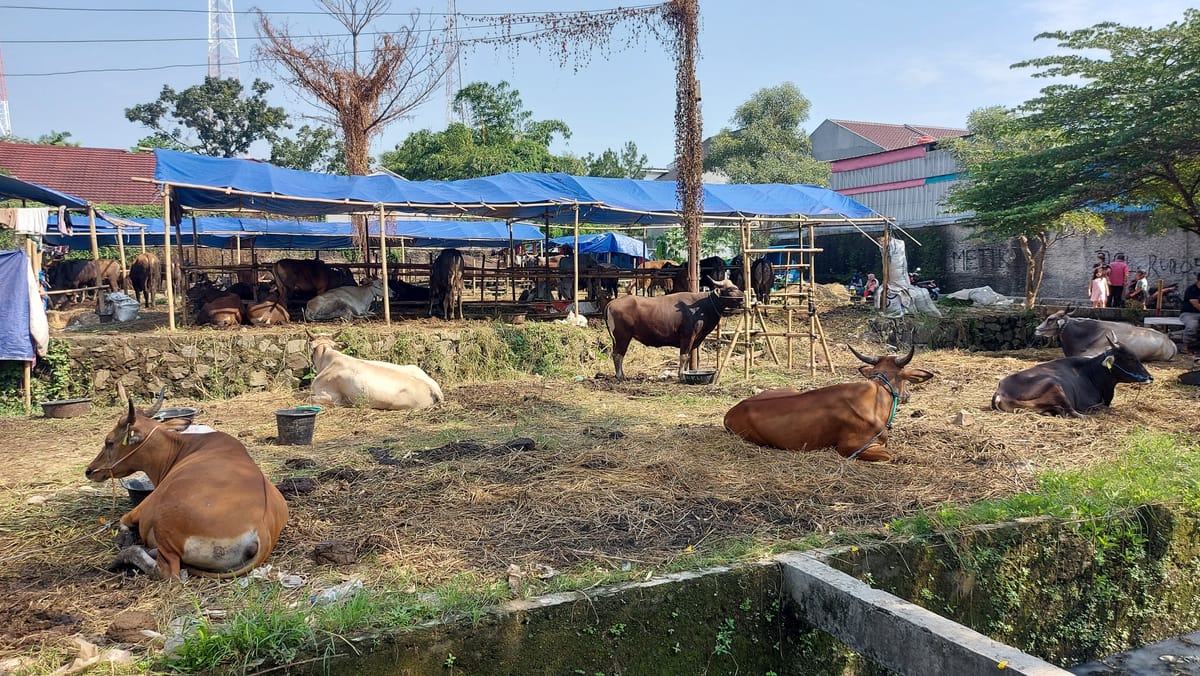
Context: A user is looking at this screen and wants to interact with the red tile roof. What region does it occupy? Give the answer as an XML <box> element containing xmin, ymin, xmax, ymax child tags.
<box><xmin>829</xmin><ymin>120</ymin><xmax>970</xmax><ymax>152</ymax></box>
<box><xmin>0</xmin><ymin>142</ymin><xmax>158</xmax><ymax>205</ymax></box>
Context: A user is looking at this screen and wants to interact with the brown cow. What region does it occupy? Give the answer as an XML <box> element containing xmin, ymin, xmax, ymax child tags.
<box><xmin>630</xmin><ymin>259</ymin><xmax>680</xmax><ymax>296</ymax></box>
<box><xmin>272</xmin><ymin>258</ymin><xmax>354</xmax><ymax>307</ymax></box>
<box><xmin>244</xmin><ymin>293</ymin><xmax>289</xmax><ymax>326</ymax></box>
<box><xmin>129</xmin><ymin>252</ymin><xmax>161</xmax><ymax>307</ymax></box>
<box><xmin>429</xmin><ymin>248</ymin><xmax>465</xmax><ymax>320</ymax></box>
<box><xmin>604</xmin><ymin>277</ymin><xmax>744</xmax><ymax>380</ymax></box>
<box><xmin>84</xmin><ymin>390</ymin><xmax>288</xmax><ymax>579</ymax></box>
<box><xmin>723</xmin><ymin>344</ymin><xmax>934</xmax><ymax>462</ymax></box>
<box><xmin>196</xmin><ymin>291</ymin><xmax>244</xmax><ymax>328</ymax></box>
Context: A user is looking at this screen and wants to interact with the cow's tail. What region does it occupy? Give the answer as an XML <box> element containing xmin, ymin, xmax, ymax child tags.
<box><xmin>990</xmin><ymin>391</ymin><xmax>1003</xmax><ymax>411</ymax></box>
<box><xmin>603</xmin><ymin>301</ymin><xmax>616</xmax><ymax>343</ymax></box>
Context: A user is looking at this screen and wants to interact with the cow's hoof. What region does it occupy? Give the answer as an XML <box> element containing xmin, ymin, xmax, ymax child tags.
<box><xmin>114</xmin><ymin>524</ymin><xmax>140</xmax><ymax>549</ymax></box>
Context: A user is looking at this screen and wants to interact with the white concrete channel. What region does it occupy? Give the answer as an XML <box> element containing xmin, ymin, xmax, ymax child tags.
<box><xmin>779</xmin><ymin>552</ymin><xmax>1071</xmax><ymax>676</ymax></box>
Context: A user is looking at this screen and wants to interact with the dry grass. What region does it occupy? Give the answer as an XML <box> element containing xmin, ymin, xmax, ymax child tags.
<box><xmin>1</xmin><ymin>309</ymin><xmax>1198</xmax><ymax>662</ymax></box>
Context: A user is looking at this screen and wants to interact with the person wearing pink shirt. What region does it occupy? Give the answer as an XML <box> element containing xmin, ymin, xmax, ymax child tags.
<box><xmin>1107</xmin><ymin>253</ymin><xmax>1128</xmax><ymax>307</ymax></box>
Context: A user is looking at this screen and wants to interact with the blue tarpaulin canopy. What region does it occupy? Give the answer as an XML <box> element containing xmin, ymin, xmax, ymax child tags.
<box><xmin>550</xmin><ymin>232</ymin><xmax>652</xmax><ymax>259</ymax></box>
<box><xmin>151</xmin><ymin>150</ymin><xmax>882</xmax><ymax>224</ymax></box>
<box><xmin>0</xmin><ymin>173</ymin><xmax>90</xmax><ymax>210</ymax></box>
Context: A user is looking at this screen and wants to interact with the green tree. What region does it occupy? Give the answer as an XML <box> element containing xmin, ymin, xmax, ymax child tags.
<box><xmin>270</xmin><ymin>125</ymin><xmax>346</xmax><ymax>174</ymax></box>
<box><xmin>945</xmin><ymin>106</ymin><xmax>1104</xmax><ymax>307</ymax></box>
<box><xmin>380</xmin><ymin>81</ymin><xmax>585</xmax><ymax>180</ymax></box>
<box><xmin>131</xmin><ymin>133</ymin><xmax>190</xmax><ymax>153</ymax></box>
<box><xmin>704</xmin><ymin>82</ymin><xmax>829</xmax><ymax>185</ymax></box>
<box><xmin>959</xmin><ymin>11</ymin><xmax>1200</xmax><ymax>239</ymax></box>
<box><xmin>125</xmin><ymin>76</ymin><xmax>289</xmax><ymax>157</ymax></box>
<box><xmin>585</xmin><ymin>141</ymin><xmax>647</xmax><ymax>178</ymax></box>
<box><xmin>36</xmin><ymin>130</ymin><xmax>79</xmax><ymax>147</ymax></box>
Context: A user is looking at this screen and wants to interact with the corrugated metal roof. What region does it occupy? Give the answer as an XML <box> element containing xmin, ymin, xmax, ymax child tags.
<box><xmin>0</xmin><ymin>142</ymin><xmax>158</xmax><ymax>205</ymax></box>
<box><xmin>828</xmin><ymin>120</ymin><xmax>970</xmax><ymax>152</ymax></box>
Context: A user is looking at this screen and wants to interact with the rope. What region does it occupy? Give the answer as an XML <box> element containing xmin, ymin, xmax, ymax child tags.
<box><xmin>847</xmin><ymin>373</ymin><xmax>899</xmax><ymax>461</ymax></box>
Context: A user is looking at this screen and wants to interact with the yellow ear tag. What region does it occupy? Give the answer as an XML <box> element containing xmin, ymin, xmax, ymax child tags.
<box><xmin>1104</xmin><ymin>356</ymin><xmax>1114</xmax><ymax>370</ymax></box>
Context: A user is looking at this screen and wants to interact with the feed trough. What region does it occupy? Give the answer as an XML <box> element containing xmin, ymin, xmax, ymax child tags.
<box><xmin>680</xmin><ymin>369</ymin><xmax>716</xmax><ymax>385</ymax></box>
<box><xmin>153</xmin><ymin>407</ymin><xmax>198</xmax><ymax>425</ymax></box>
<box><xmin>40</xmin><ymin>398</ymin><xmax>92</xmax><ymax>418</ymax></box>
<box><xmin>121</xmin><ymin>474</ymin><xmax>155</xmax><ymax>507</ymax></box>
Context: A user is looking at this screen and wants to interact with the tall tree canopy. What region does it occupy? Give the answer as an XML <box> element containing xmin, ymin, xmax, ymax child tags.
<box><xmin>256</xmin><ymin>0</ymin><xmax>447</xmax><ymax>177</ymax></box>
<box><xmin>959</xmin><ymin>10</ymin><xmax>1200</xmax><ymax>238</ymax></box>
<box><xmin>125</xmin><ymin>77</ymin><xmax>288</xmax><ymax>157</ymax></box>
<box><xmin>380</xmin><ymin>81</ymin><xmax>590</xmax><ymax>180</ymax></box>
<box><xmin>270</xmin><ymin>125</ymin><xmax>346</xmax><ymax>174</ymax></box>
<box><xmin>703</xmin><ymin>82</ymin><xmax>829</xmax><ymax>185</ymax></box>
<box><xmin>584</xmin><ymin>141</ymin><xmax>648</xmax><ymax>178</ymax></box>
<box><xmin>946</xmin><ymin>106</ymin><xmax>1103</xmax><ymax>307</ymax></box>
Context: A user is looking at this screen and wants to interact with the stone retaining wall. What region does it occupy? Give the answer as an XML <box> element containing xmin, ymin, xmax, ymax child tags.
<box><xmin>60</xmin><ymin>323</ymin><xmax>608</xmax><ymax>403</ymax></box>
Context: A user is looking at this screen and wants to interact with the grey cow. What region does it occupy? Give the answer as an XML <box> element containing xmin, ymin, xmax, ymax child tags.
<box><xmin>1035</xmin><ymin>308</ymin><xmax>1177</xmax><ymax>362</ymax></box>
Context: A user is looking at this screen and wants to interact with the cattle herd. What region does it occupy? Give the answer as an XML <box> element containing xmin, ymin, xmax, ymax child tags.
<box><xmin>68</xmin><ymin>249</ymin><xmax>1181</xmax><ymax>580</ymax></box>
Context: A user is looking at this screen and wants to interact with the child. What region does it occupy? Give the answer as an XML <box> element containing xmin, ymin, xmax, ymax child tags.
<box><xmin>1088</xmin><ymin>267</ymin><xmax>1108</xmax><ymax>308</ymax></box>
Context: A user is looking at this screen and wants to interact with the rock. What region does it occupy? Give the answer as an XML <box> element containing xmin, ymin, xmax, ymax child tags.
<box><xmin>106</xmin><ymin>610</ymin><xmax>157</xmax><ymax>643</ymax></box>
<box><xmin>286</xmin><ymin>339</ymin><xmax>308</xmax><ymax>354</ymax></box>
<box><xmin>953</xmin><ymin>410</ymin><xmax>974</xmax><ymax>426</ymax></box>
<box><xmin>313</xmin><ymin>539</ymin><xmax>359</xmax><ymax>566</ymax></box>
<box><xmin>248</xmin><ymin>371</ymin><xmax>269</xmax><ymax>388</ymax></box>
<box><xmin>179</xmin><ymin>344</ymin><xmax>199</xmax><ymax>359</ymax></box>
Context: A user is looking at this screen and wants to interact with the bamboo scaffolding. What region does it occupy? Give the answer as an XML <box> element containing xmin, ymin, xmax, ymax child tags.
<box><xmin>378</xmin><ymin>204</ymin><xmax>391</xmax><ymax>326</ymax></box>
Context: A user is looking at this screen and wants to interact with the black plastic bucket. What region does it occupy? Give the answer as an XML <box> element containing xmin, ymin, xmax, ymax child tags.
<box><xmin>275</xmin><ymin>406</ymin><xmax>321</xmax><ymax>445</ymax></box>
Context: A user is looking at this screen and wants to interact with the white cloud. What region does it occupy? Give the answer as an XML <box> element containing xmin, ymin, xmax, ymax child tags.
<box><xmin>1023</xmin><ymin>0</ymin><xmax>1193</xmax><ymax>32</ymax></box>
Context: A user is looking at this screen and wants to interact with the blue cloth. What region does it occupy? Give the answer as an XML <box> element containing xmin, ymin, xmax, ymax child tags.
<box><xmin>0</xmin><ymin>250</ymin><xmax>35</xmax><ymax>361</ymax></box>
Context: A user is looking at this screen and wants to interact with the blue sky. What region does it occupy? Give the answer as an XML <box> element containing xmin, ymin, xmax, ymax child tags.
<box><xmin>0</xmin><ymin>0</ymin><xmax>1193</xmax><ymax>168</ymax></box>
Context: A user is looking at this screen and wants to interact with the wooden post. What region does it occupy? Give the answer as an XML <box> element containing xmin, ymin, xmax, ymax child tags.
<box><xmin>235</xmin><ymin>234</ymin><xmax>242</xmax><ymax>265</ymax></box>
<box><xmin>880</xmin><ymin>223</ymin><xmax>890</xmax><ymax>311</ymax></box>
<box><xmin>162</xmin><ymin>188</ymin><xmax>176</xmax><ymax>331</ymax></box>
<box><xmin>115</xmin><ymin>224</ymin><xmax>127</xmax><ymax>291</ymax></box>
<box><xmin>508</xmin><ymin>220</ymin><xmax>516</xmax><ymax>303</ymax></box>
<box><xmin>139</xmin><ymin>227</ymin><xmax>145</xmax><ymax>253</ymax></box>
<box><xmin>23</xmin><ymin>237</ymin><xmax>35</xmax><ymax>415</ymax></box>
<box><xmin>573</xmin><ymin>205</ymin><xmax>580</xmax><ymax>317</ymax></box>
<box><xmin>378</xmin><ymin>204</ymin><xmax>391</xmax><ymax>326</ymax></box>
<box><xmin>190</xmin><ymin>214</ymin><xmax>200</xmax><ymax>269</ymax></box>
<box><xmin>87</xmin><ymin>207</ymin><xmax>100</xmax><ymax>311</ymax></box>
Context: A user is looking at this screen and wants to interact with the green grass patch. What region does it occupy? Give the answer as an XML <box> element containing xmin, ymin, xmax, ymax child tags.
<box><xmin>890</xmin><ymin>430</ymin><xmax>1200</xmax><ymax>537</ymax></box>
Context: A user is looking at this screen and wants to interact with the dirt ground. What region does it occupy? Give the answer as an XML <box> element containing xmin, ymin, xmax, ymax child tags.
<box><xmin>2</xmin><ymin>307</ymin><xmax>1198</xmax><ymax>664</ymax></box>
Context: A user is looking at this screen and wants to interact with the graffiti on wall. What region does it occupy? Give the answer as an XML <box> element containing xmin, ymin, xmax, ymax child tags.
<box><xmin>950</xmin><ymin>245</ymin><xmax>1013</xmax><ymax>273</ymax></box>
<box><xmin>1145</xmin><ymin>254</ymin><xmax>1200</xmax><ymax>280</ymax></box>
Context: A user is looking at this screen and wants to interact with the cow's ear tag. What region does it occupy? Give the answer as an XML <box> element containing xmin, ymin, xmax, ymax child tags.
<box><xmin>1103</xmin><ymin>356</ymin><xmax>1114</xmax><ymax>370</ymax></box>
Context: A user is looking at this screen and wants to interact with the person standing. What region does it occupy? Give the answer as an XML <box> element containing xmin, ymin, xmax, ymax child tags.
<box><xmin>1107</xmin><ymin>254</ymin><xmax>1128</xmax><ymax>307</ymax></box>
<box><xmin>1182</xmin><ymin>272</ymin><xmax>1200</xmax><ymax>355</ymax></box>
<box><xmin>1088</xmin><ymin>267</ymin><xmax>1109</xmax><ymax>308</ymax></box>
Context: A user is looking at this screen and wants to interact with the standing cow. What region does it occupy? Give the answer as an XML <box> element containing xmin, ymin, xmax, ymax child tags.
<box><xmin>1035</xmin><ymin>308</ymin><xmax>1178</xmax><ymax>361</ymax></box>
<box><xmin>129</xmin><ymin>252</ymin><xmax>161</xmax><ymax>307</ymax></box>
<box><xmin>429</xmin><ymin>248</ymin><xmax>465</xmax><ymax>320</ymax></box>
<box><xmin>993</xmin><ymin>334</ymin><xmax>1152</xmax><ymax>417</ymax></box>
<box><xmin>750</xmin><ymin>257</ymin><xmax>774</xmax><ymax>306</ymax></box>
<box><xmin>604</xmin><ymin>277</ymin><xmax>743</xmax><ymax>380</ymax></box>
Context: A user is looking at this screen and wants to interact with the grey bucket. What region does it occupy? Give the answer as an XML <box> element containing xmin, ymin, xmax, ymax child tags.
<box><xmin>275</xmin><ymin>407</ymin><xmax>321</xmax><ymax>445</ymax></box>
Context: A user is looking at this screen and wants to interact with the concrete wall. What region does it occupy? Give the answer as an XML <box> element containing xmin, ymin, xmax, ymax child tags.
<box><xmin>940</xmin><ymin>214</ymin><xmax>1200</xmax><ymax>300</ymax></box>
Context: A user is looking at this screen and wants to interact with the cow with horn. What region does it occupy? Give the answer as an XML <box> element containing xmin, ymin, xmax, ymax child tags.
<box><xmin>724</xmin><ymin>343</ymin><xmax>934</xmax><ymax>461</ymax></box>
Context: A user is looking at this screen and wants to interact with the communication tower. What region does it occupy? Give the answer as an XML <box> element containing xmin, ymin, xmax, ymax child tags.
<box><xmin>444</xmin><ymin>0</ymin><xmax>463</xmax><ymax>125</ymax></box>
<box><xmin>0</xmin><ymin>46</ymin><xmax>12</xmax><ymax>138</ymax></box>
<box><xmin>208</xmin><ymin>0</ymin><xmax>241</xmax><ymax>81</ymax></box>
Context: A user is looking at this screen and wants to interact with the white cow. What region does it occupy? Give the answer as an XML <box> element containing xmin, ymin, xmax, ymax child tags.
<box><xmin>308</xmin><ymin>333</ymin><xmax>444</xmax><ymax>410</ymax></box>
<box><xmin>303</xmin><ymin>278</ymin><xmax>384</xmax><ymax>322</ymax></box>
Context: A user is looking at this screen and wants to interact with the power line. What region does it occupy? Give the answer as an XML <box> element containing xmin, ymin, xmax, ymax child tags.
<box><xmin>0</xmin><ymin>22</ymin><xmax>537</xmax><ymax>44</ymax></box>
<box><xmin>0</xmin><ymin>3</ymin><xmax>661</xmax><ymax>16</ymax></box>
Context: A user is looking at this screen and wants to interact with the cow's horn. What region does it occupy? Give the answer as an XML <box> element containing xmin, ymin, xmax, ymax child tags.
<box><xmin>896</xmin><ymin>339</ymin><xmax>915</xmax><ymax>367</ymax></box>
<box><xmin>1065</xmin><ymin>305</ymin><xmax>1077</xmax><ymax>317</ymax></box>
<box><xmin>127</xmin><ymin>395</ymin><xmax>136</xmax><ymax>423</ymax></box>
<box><xmin>145</xmin><ymin>385</ymin><xmax>166</xmax><ymax>418</ymax></box>
<box><xmin>846</xmin><ymin>344</ymin><xmax>880</xmax><ymax>365</ymax></box>
<box><xmin>304</xmin><ymin>327</ymin><xmax>315</xmax><ymax>341</ymax></box>
<box><xmin>1106</xmin><ymin>330</ymin><xmax>1119</xmax><ymax>347</ymax></box>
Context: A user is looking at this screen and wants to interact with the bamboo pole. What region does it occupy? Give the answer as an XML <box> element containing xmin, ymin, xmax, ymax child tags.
<box><xmin>24</xmin><ymin>237</ymin><xmax>35</xmax><ymax>414</ymax></box>
<box><xmin>139</xmin><ymin>227</ymin><xmax>145</xmax><ymax>253</ymax></box>
<box><xmin>880</xmin><ymin>223</ymin><xmax>890</xmax><ymax>312</ymax></box>
<box><xmin>87</xmin><ymin>207</ymin><xmax>100</xmax><ymax>311</ymax></box>
<box><xmin>378</xmin><ymin>204</ymin><xmax>391</xmax><ymax>326</ymax></box>
<box><xmin>162</xmin><ymin>188</ymin><xmax>176</xmax><ymax>331</ymax></box>
<box><xmin>573</xmin><ymin>205</ymin><xmax>580</xmax><ymax>317</ymax></box>
<box><xmin>115</xmin><ymin>225</ymin><xmax>127</xmax><ymax>292</ymax></box>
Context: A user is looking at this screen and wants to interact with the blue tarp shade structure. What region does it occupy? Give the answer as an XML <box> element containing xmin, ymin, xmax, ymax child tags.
<box><xmin>550</xmin><ymin>232</ymin><xmax>652</xmax><ymax>260</ymax></box>
<box><xmin>0</xmin><ymin>174</ymin><xmax>89</xmax><ymax>210</ymax></box>
<box><xmin>152</xmin><ymin>150</ymin><xmax>882</xmax><ymax>224</ymax></box>
<box><xmin>42</xmin><ymin>216</ymin><xmax>547</xmax><ymax>251</ymax></box>
<box><xmin>0</xmin><ymin>250</ymin><xmax>36</xmax><ymax>360</ymax></box>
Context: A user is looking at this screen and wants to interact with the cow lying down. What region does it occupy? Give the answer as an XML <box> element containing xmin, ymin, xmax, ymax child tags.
<box><xmin>85</xmin><ymin>388</ymin><xmax>288</xmax><ymax>579</ymax></box>
<box><xmin>992</xmin><ymin>333</ymin><xmax>1152</xmax><ymax>417</ymax></box>
<box><xmin>724</xmin><ymin>344</ymin><xmax>933</xmax><ymax>462</ymax></box>
<box><xmin>309</xmin><ymin>332</ymin><xmax>444</xmax><ymax>410</ymax></box>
